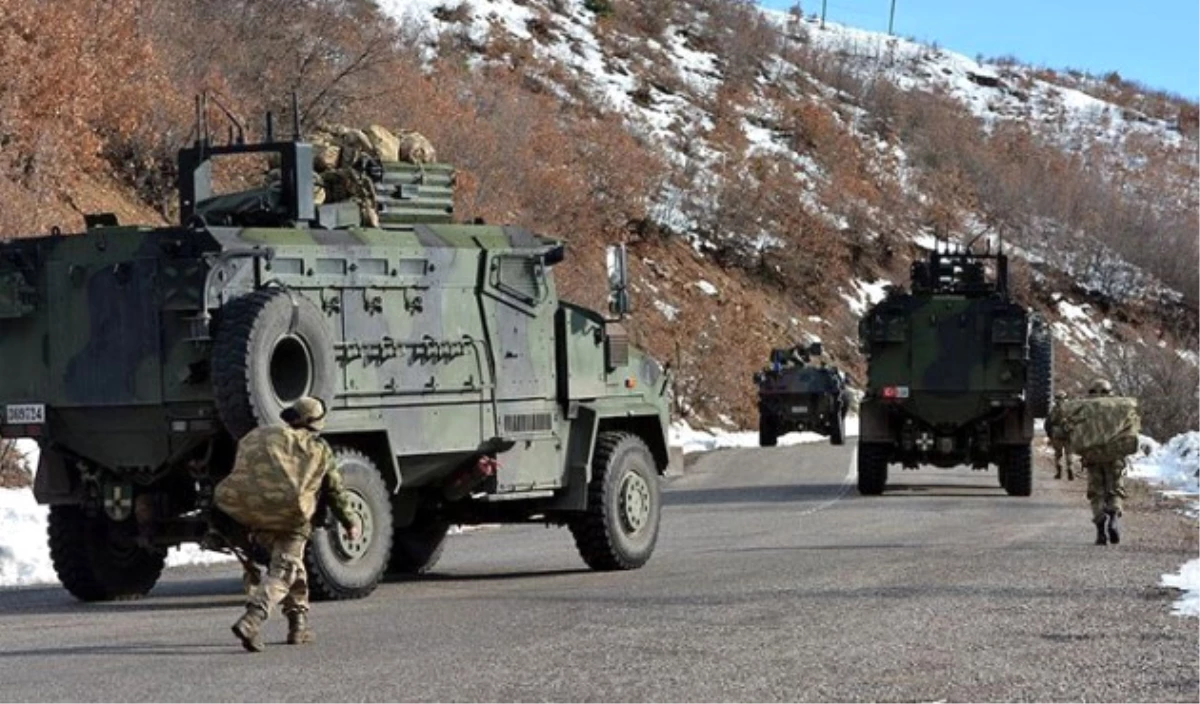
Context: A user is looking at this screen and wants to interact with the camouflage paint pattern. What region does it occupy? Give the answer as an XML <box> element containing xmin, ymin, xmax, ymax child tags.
<box><xmin>214</xmin><ymin>425</ymin><xmax>353</xmax><ymax>537</ymax></box>
<box><xmin>756</xmin><ymin>364</ymin><xmax>848</xmax><ymax>433</ymax></box>
<box><xmin>1085</xmin><ymin>458</ymin><xmax>1127</xmax><ymax>518</ymax></box>
<box><xmin>857</xmin><ymin>250</ymin><xmax>1040</xmax><ymax>468</ymax></box>
<box><xmin>1</xmin><ymin>150</ymin><xmax>671</xmax><ymax>547</ymax></box>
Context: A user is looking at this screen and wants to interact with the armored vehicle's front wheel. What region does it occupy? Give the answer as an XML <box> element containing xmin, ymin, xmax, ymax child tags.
<box><xmin>47</xmin><ymin>506</ymin><xmax>166</xmax><ymax>602</ymax></box>
<box><xmin>856</xmin><ymin>443</ymin><xmax>889</xmax><ymax>496</ymax></box>
<box><xmin>759</xmin><ymin>413</ymin><xmax>779</xmax><ymax>447</ymax></box>
<box><xmin>387</xmin><ymin>516</ymin><xmax>450</xmax><ymax>577</ymax></box>
<box><xmin>1000</xmin><ymin>443</ymin><xmax>1033</xmax><ymax>497</ymax></box>
<box><xmin>569</xmin><ymin>432</ymin><xmax>661</xmax><ymax>571</ymax></box>
<box><xmin>306</xmin><ymin>449</ymin><xmax>394</xmax><ymax>600</ymax></box>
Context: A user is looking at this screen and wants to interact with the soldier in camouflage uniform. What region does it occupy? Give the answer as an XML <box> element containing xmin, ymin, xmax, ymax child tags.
<box><xmin>214</xmin><ymin>397</ymin><xmax>359</xmax><ymax>652</ymax></box>
<box><xmin>1045</xmin><ymin>390</ymin><xmax>1075</xmax><ymax>480</ymax></box>
<box><xmin>1082</xmin><ymin>379</ymin><xmax>1129</xmax><ymax>546</ymax></box>
<box><xmin>320</xmin><ymin>165</ymin><xmax>380</xmax><ymax>227</ymax></box>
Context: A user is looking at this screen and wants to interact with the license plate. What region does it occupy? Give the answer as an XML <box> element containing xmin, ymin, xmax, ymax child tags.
<box><xmin>791</xmin><ymin>406</ymin><xmax>808</xmax><ymax>414</ymax></box>
<box><xmin>6</xmin><ymin>404</ymin><xmax>45</xmax><ymax>424</ymax></box>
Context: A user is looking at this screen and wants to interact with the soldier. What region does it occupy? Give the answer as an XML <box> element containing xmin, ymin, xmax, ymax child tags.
<box><xmin>214</xmin><ymin>397</ymin><xmax>360</xmax><ymax>652</ymax></box>
<box><xmin>1082</xmin><ymin>378</ymin><xmax>1130</xmax><ymax>546</ymax></box>
<box><xmin>320</xmin><ymin>165</ymin><xmax>380</xmax><ymax>227</ymax></box>
<box><xmin>1045</xmin><ymin>390</ymin><xmax>1075</xmax><ymax>480</ymax></box>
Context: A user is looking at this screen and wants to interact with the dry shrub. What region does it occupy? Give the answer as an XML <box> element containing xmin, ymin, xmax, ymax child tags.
<box><xmin>0</xmin><ymin>441</ymin><xmax>32</xmax><ymax>489</ymax></box>
<box><xmin>1096</xmin><ymin>339</ymin><xmax>1200</xmax><ymax>440</ymax></box>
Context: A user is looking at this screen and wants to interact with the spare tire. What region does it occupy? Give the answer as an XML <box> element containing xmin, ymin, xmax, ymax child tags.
<box><xmin>1027</xmin><ymin>327</ymin><xmax>1054</xmax><ymax>419</ymax></box>
<box><xmin>212</xmin><ymin>288</ymin><xmax>338</xmax><ymax>439</ymax></box>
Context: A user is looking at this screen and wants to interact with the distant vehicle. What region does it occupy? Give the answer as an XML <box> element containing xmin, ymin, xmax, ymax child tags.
<box><xmin>754</xmin><ymin>342</ymin><xmax>852</xmax><ymax>447</ymax></box>
<box><xmin>855</xmin><ymin>243</ymin><xmax>1053</xmax><ymax>496</ymax></box>
<box><xmin>0</xmin><ymin>96</ymin><xmax>675</xmax><ymax>602</ymax></box>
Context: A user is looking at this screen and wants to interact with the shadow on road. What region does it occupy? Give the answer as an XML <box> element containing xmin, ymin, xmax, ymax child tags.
<box><xmin>664</xmin><ymin>483</ymin><xmax>850</xmax><ymax>506</ymax></box>
<box><xmin>0</xmin><ymin>642</ymin><xmax>238</xmax><ymax>659</ymax></box>
<box><xmin>0</xmin><ymin>577</ymin><xmax>244</xmax><ymax>617</ymax></box>
<box><xmin>388</xmin><ymin>567</ymin><xmax>591</xmax><ymax>584</ymax></box>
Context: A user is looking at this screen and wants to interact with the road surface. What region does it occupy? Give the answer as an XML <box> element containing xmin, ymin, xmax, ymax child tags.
<box><xmin>0</xmin><ymin>443</ymin><xmax>1195</xmax><ymax>702</ymax></box>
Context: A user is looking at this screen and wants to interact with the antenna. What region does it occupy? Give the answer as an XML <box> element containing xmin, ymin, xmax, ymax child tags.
<box><xmin>207</xmin><ymin>93</ymin><xmax>246</xmax><ymax>146</ymax></box>
<box><xmin>266</xmin><ymin>111</ymin><xmax>275</xmax><ymax>142</ymax></box>
<box><xmin>291</xmin><ymin>92</ymin><xmax>301</xmax><ymax>140</ymax></box>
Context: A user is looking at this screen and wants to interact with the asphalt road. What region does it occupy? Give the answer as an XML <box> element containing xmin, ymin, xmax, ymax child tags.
<box><xmin>0</xmin><ymin>443</ymin><xmax>1196</xmax><ymax>702</ymax></box>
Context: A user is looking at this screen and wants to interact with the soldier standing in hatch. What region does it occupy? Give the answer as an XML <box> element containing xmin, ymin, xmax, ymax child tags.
<box><xmin>1082</xmin><ymin>379</ymin><xmax>1131</xmax><ymax>546</ymax></box>
<box><xmin>1045</xmin><ymin>390</ymin><xmax>1075</xmax><ymax>480</ymax></box>
<box><xmin>214</xmin><ymin>397</ymin><xmax>360</xmax><ymax>652</ymax></box>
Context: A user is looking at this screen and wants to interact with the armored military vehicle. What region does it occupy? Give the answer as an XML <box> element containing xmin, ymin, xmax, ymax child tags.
<box><xmin>856</xmin><ymin>243</ymin><xmax>1052</xmax><ymax>496</ymax></box>
<box><xmin>0</xmin><ymin>99</ymin><xmax>674</xmax><ymax>602</ymax></box>
<box><xmin>754</xmin><ymin>342</ymin><xmax>852</xmax><ymax>446</ymax></box>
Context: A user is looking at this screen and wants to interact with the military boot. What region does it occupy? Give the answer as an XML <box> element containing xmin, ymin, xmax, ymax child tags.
<box><xmin>1093</xmin><ymin>515</ymin><xmax>1109</xmax><ymax>546</ymax></box>
<box><xmin>1054</xmin><ymin>465</ymin><xmax>1063</xmax><ymax>480</ymax></box>
<box><xmin>1106</xmin><ymin>510</ymin><xmax>1121</xmax><ymax>545</ymax></box>
<box><xmin>286</xmin><ymin>611</ymin><xmax>315</xmax><ymax>645</ymax></box>
<box><xmin>232</xmin><ymin>606</ymin><xmax>268</xmax><ymax>653</ymax></box>
<box><xmin>1066</xmin><ymin>467</ymin><xmax>1075</xmax><ymax>481</ymax></box>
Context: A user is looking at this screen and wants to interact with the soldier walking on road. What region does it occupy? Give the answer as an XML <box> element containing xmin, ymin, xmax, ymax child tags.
<box><xmin>1081</xmin><ymin>379</ymin><xmax>1133</xmax><ymax>546</ymax></box>
<box><xmin>1045</xmin><ymin>390</ymin><xmax>1075</xmax><ymax>480</ymax></box>
<box><xmin>214</xmin><ymin>397</ymin><xmax>360</xmax><ymax>652</ymax></box>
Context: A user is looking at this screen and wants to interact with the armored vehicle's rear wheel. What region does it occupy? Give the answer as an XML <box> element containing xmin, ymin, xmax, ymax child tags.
<box><xmin>47</xmin><ymin>506</ymin><xmax>165</xmax><ymax>602</ymax></box>
<box><xmin>306</xmin><ymin>449</ymin><xmax>394</xmax><ymax>600</ymax></box>
<box><xmin>856</xmin><ymin>443</ymin><xmax>889</xmax><ymax>496</ymax></box>
<box><xmin>759</xmin><ymin>412</ymin><xmax>779</xmax><ymax>447</ymax></box>
<box><xmin>1001</xmin><ymin>443</ymin><xmax>1033</xmax><ymax>497</ymax></box>
<box><xmin>213</xmin><ymin>289</ymin><xmax>338</xmax><ymax>439</ymax></box>
<box><xmin>387</xmin><ymin>517</ymin><xmax>450</xmax><ymax>577</ymax></box>
<box><xmin>1027</xmin><ymin>329</ymin><xmax>1054</xmax><ymax>418</ymax></box>
<box><xmin>569</xmin><ymin>432</ymin><xmax>661</xmax><ymax>571</ymax></box>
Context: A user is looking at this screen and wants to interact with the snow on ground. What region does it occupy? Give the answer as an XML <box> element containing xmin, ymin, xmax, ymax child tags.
<box><xmin>670</xmin><ymin>417</ymin><xmax>860</xmax><ymax>455</ymax></box>
<box><xmin>1128</xmin><ymin>431</ymin><xmax>1200</xmax><ymax>618</ymax></box>
<box><xmin>841</xmin><ymin>278</ymin><xmax>891</xmax><ymax>316</ymax></box>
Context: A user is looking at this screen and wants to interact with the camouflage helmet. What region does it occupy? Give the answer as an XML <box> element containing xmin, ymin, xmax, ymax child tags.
<box><xmin>1088</xmin><ymin>379</ymin><xmax>1113</xmax><ymax>396</ymax></box>
<box><xmin>280</xmin><ymin>396</ymin><xmax>328</xmax><ymax>430</ymax></box>
<box><xmin>1054</xmin><ymin>390</ymin><xmax>1068</xmax><ymax>400</ymax></box>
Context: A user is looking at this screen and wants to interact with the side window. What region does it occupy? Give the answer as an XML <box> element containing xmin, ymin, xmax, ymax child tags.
<box><xmin>493</xmin><ymin>255</ymin><xmax>545</xmax><ymax>305</ymax></box>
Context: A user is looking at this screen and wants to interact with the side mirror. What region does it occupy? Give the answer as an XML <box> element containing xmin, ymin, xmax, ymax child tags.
<box><xmin>606</xmin><ymin>244</ymin><xmax>630</xmax><ymax>318</ymax></box>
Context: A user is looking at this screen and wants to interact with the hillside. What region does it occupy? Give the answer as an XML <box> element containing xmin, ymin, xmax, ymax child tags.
<box><xmin>0</xmin><ymin>0</ymin><xmax>1195</xmax><ymax>439</ymax></box>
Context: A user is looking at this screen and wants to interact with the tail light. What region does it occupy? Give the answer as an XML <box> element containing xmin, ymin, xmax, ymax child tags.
<box><xmin>881</xmin><ymin>385</ymin><xmax>910</xmax><ymax>400</ymax></box>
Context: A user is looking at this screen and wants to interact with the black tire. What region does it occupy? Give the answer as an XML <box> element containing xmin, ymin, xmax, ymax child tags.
<box><xmin>997</xmin><ymin>465</ymin><xmax>1008</xmax><ymax>490</ymax></box>
<box><xmin>830</xmin><ymin>405</ymin><xmax>846</xmax><ymax>446</ymax></box>
<box><xmin>1001</xmin><ymin>443</ymin><xmax>1033</xmax><ymax>497</ymax></box>
<box><xmin>387</xmin><ymin>518</ymin><xmax>450</xmax><ymax>576</ymax></box>
<box><xmin>47</xmin><ymin>506</ymin><xmax>165</xmax><ymax>602</ymax></box>
<box><xmin>212</xmin><ymin>289</ymin><xmax>338</xmax><ymax>439</ymax></box>
<box><xmin>856</xmin><ymin>442</ymin><xmax>889</xmax><ymax>496</ymax></box>
<box><xmin>568</xmin><ymin>432</ymin><xmax>661</xmax><ymax>571</ymax></box>
<box><xmin>305</xmin><ymin>449</ymin><xmax>394</xmax><ymax>601</ymax></box>
<box><xmin>759</xmin><ymin>412</ymin><xmax>779</xmax><ymax>448</ymax></box>
<box><xmin>1027</xmin><ymin>329</ymin><xmax>1054</xmax><ymax>419</ymax></box>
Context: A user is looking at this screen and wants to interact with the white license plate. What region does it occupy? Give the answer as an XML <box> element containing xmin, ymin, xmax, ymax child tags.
<box><xmin>6</xmin><ymin>404</ymin><xmax>45</xmax><ymax>424</ymax></box>
<box><xmin>791</xmin><ymin>406</ymin><xmax>808</xmax><ymax>413</ymax></box>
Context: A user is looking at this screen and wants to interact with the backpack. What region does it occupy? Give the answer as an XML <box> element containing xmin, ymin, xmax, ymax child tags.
<box><xmin>213</xmin><ymin>426</ymin><xmax>329</xmax><ymax>533</ymax></box>
<box><xmin>1058</xmin><ymin>396</ymin><xmax>1141</xmax><ymax>463</ymax></box>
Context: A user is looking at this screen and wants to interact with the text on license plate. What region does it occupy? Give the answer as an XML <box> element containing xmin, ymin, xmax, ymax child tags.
<box><xmin>791</xmin><ymin>406</ymin><xmax>808</xmax><ymax>413</ymax></box>
<box><xmin>6</xmin><ymin>404</ymin><xmax>45</xmax><ymax>424</ymax></box>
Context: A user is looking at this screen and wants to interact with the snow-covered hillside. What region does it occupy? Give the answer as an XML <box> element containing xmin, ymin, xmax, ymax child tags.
<box><xmin>382</xmin><ymin>1</ymin><xmax>1195</xmax><ymax>413</ymax></box>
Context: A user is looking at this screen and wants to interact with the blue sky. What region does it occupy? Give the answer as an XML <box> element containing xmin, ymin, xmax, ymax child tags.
<box><xmin>762</xmin><ymin>0</ymin><xmax>1199</xmax><ymax>100</ymax></box>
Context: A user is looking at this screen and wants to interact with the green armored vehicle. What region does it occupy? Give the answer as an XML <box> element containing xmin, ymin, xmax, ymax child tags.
<box><xmin>856</xmin><ymin>245</ymin><xmax>1052</xmax><ymax>496</ymax></box>
<box><xmin>754</xmin><ymin>342</ymin><xmax>851</xmax><ymax>447</ymax></box>
<box><xmin>0</xmin><ymin>102</ymin><xmax>674</xmax><ymax>602</ymax></box>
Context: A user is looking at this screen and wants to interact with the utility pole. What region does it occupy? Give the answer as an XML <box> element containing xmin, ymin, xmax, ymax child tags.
<box><xmin>888</xmin><ymin>0</ymin><xmax>897</xmax><ymax>35</ymax></box>
<box><xmin>821</xmin><ymin>0</ymin><xmax>827</xmax><ymax>29</ymax></box>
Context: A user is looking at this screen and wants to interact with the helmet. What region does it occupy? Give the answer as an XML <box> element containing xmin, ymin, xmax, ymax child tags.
<box><xmin>1088</xmin><ymin>379</ymin><xmax>1113</xmax><ymax>396</ymax></box>
<box><xmin>1054</xmin><ymin>390</ymin><xmax>1068</xmax><ymax>400</ymax></box>
<box><xmin>280</xmin><ymin>396</ymin><xmax>328</xmax><ymax>430</ymax></box>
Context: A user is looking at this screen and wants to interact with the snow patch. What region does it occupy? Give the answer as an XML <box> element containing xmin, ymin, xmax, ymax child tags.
<box><xmin>669</xmin><ymin>418</ymin><xmax>860</xmax><ymax>455</ymax></box>
<box><xmin>1161</xmin><ymin>559</ymin><xmax>1200</xmax><ymax>618</ymax></box>
<box><xmin>654</xmin><ymin>299</ymin><xmax>680</xmax><ymax>321</ymax></box>
<box><xmin>695</xmin><ymin>280</ymin><xmax>719</xmax><ymax>296</ymax></box>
